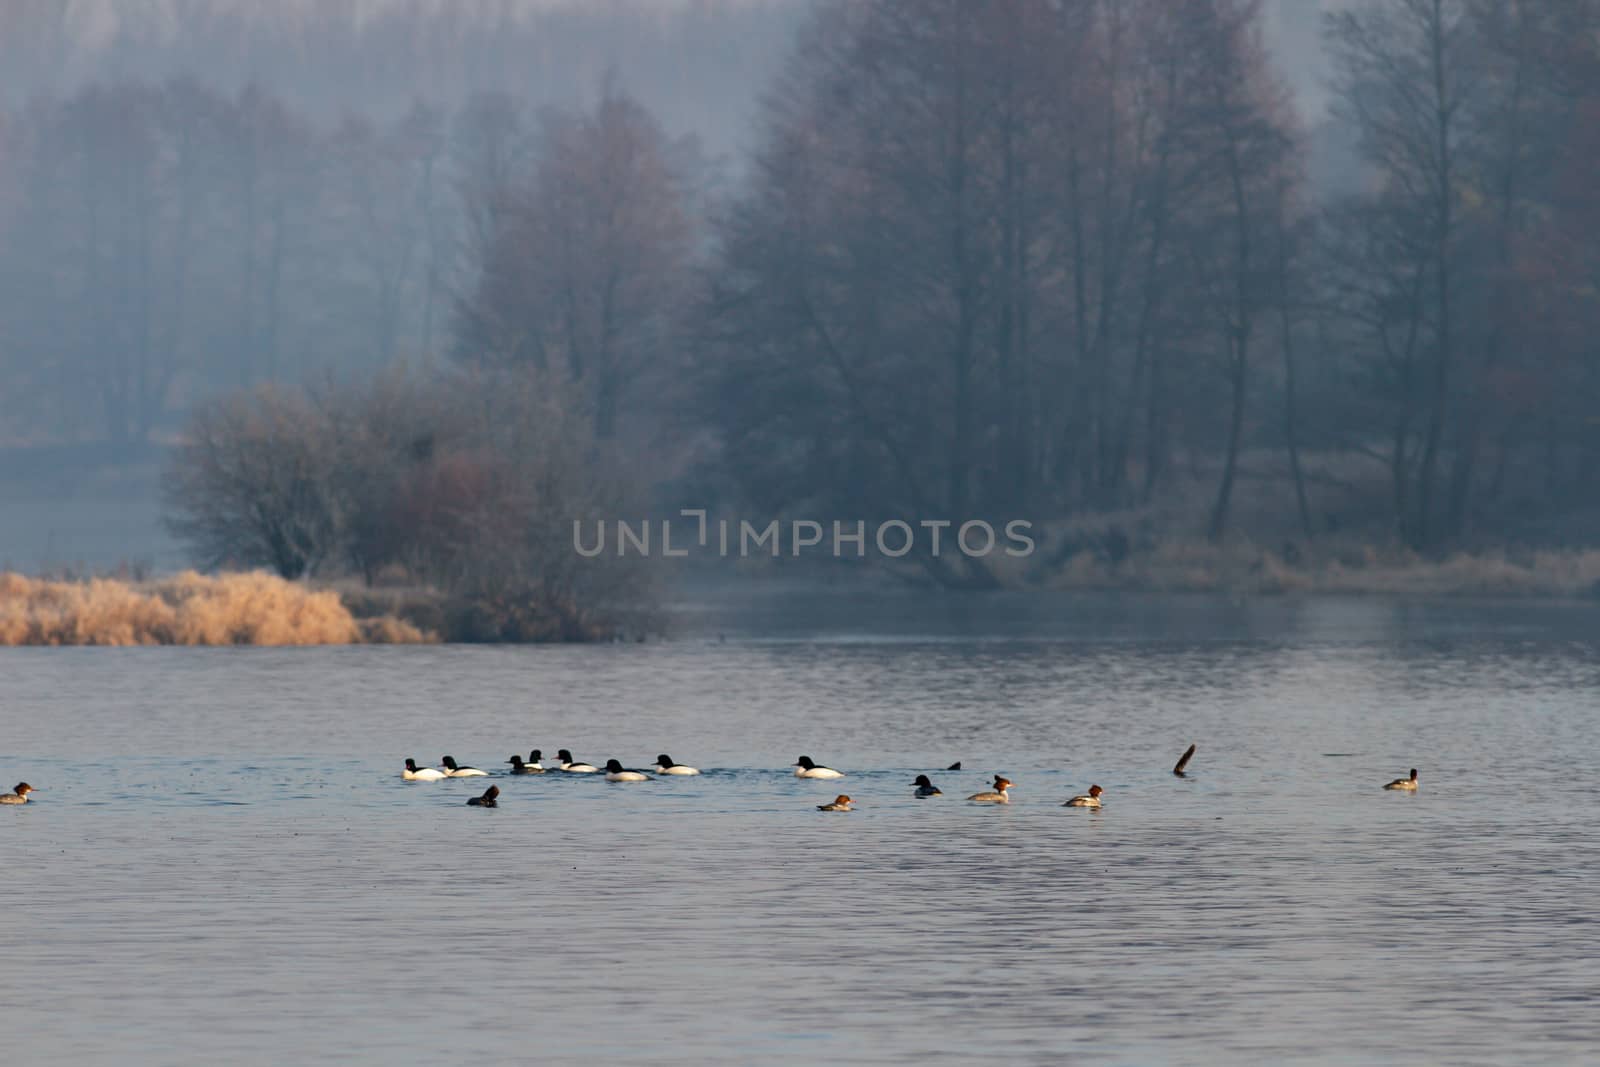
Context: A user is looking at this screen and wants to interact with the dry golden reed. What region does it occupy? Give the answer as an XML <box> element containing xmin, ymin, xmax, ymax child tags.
<box><xmin>0</xmin><ymin>571</ymin><xmax>429</xmax><ymax>646</ymax></box>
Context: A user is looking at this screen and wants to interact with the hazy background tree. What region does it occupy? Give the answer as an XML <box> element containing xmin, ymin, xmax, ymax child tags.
<box><xmin>454</xmin><ymin>85</ymin><xmax>697</xmax><ymax>443</ymax></box>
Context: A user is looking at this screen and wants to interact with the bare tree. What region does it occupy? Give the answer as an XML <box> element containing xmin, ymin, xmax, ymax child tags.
<box><xmin>454</xmin><ymin>83</ymin><xmax>695</xmax><ymax>441</ymax></box>
<box><xmin>1327</xmin><ymin>0</ymin><xmax>1479</xmax><ymax>547</ymax></box>
<box><xmin>164</xmin><ymin>386</ymin><xmax>343</xmax><ymax>579</ymax></box>
<box><xmin>700</xmin><ymin>0</ymin><xmax>1299</xmax><ymax>578</ymax></box>
<box><xmin>164</xmin><ymin>367</ymin><xmax>653</xmax><ymax>638</ymax></box>
<box><xmin>1174</xmin><ymin>0</ymin><xmax>1297</xmax><ymax>542</ymax></box>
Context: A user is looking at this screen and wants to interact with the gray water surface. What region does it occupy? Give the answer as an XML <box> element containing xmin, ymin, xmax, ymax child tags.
<box><xmin>3</xmin><ymin>591</ymin><xmax>1598</xmax><ymax>1064</ymax></box>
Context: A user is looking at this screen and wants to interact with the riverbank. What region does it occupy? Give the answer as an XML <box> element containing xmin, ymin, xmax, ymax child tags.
<box><xmin>1034</xmin><ymin>537</ymin><xmax>1600</xmax><ymax>599</ymax></box>
<box><xmin>0</xmin><ymin>570</ymin><xmax>652</xmax><ymax>646</ymax></box>
<box><xmin>5</xmin><ymin>543</ymin><xmax>1596</xmax><ymax>648</ymax></box>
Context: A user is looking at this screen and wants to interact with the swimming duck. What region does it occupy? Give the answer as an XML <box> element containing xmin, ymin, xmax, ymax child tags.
<box><xmin>1173</xmin><ymin>743</ymin><xmax>1197</xmax><ymax>777</ymax></box>
<box><xmin>946</xmin><ymin>761</ymin><xmax>962</xmax><ymax>771</ymax></box>
<box><xmin>1384</xmin><ymin>768</ymin><xmax>1419</xmax><ymax>791</ymax></box>
<box><xmin>604</xmin><ymin>759</ymin><xmax>653</xmax><ymax>782</ymax></box>
<box><xmin>467</xmin><ymin>785</ymin><xmax>500</xmax><ymax>807</ymax></box>
<box><xmin>403</xmin><ymin>759</ymin><xmax>447</xmax><ymax>782</ymax></box>
<box><xmin>507</xmin><ymin>751</ymin><xmax>546</xmax><ymax>774</ymax></box>
<box><xmin>0</xmin><ymin>782</ymin><xmax>35</xmax><ymax>804</ymax></box>
<box><xmin>794</xmin><ymin>756</ymin><xmax>844</xmax><ymax>779</ymax></box>
<box><xmin>557</xmin><ymin>750</ymin><xmax>598</xmax><ymax>773</ymax></box>
<box><xmin>817</xmin><ymin>795</ymin><xmax>853</xmax><ymax>812</ymax></box>
<box><xmin>967</xmin><ymin>777</ymin><xmax>1012</xmax><ymax>803</ymax></box>
<box><xmin>441</xmin><ymin>756</ymin><xmax>488</xmax><ymax>778</ymax></box>
<box><xmin>652</xmin><ymin>754</ymin><xmax>701</xmax><ymax>776</ymax></box>
<box><xmin>1064</xmin><ymin>785</ymin><xmax>1104</xmax><ymax>808</ymax></box>
<box><xmin>913</xmin><ymin>774</ymin><xmax>943</xmax><ymax>798</ymax></box>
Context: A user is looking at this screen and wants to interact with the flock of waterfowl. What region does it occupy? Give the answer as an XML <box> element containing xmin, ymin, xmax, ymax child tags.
<box><xmin>0</xmin><ymin>743</ymin><xmax>1422</xmax><ymax>809</ymax></box>
<box><xmin>388</xmin><ymin>745</ymin><xmax>1423</xmax><ymax>810</ymax></box>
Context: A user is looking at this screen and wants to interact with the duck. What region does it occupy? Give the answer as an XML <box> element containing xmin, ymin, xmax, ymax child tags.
<box><xmin>1384</xmin><ymin>768</ymin><xmax>1419</xmax><ymax>791</ymax></box>
<box><xmin>0</xmin><ymin>782</ymin><xmax>35</xmax><ymax>804</ymax></box>
<box><xmin>794</xmin><ymin>755</ymin><xmax>844</xmax><ymax>779</ymax></box>
<box><xmin>556</xmin><ymin>750</ymin><xmax>598</xmax><ymax>773</ymax></box>
<box><xmin>1173</xmin><ymin>743</ymin><xmax>1197</xmax><ymax>777</ymax></box>
<box><xmin>967</xmin><ymin>776</ymin><xmax>1012</xmax><ymax>803</ymax></box>
<box><xmin>1064</xmin><ymin>784</ymin><xmax>1104</xmax><ymax>808</ymax></box>
<box><xmin>466</xmin><ymin>785</ymin><xmax>500</xmax><ymax>807</ymax></box>
<box><xmin>913</xmin><ymin>774</ymin><xmax>943</xmax><ymax>798</ymax></box>
<box><xmin>507</xmin><ymin>751</ymin><xmax>546</xmax><ymax>774</ymax></box>
<box><xmin>817</xmin><ymin>794</ymin><xmax>853</xmax><ymax>812</ymax></box>
<box><xmin>946</xmin><ymin>761</ymin><xmax>962</xmax><ymax>771</ymax></box>
<box><xmin>604</xmin><ymin>759</ymin><xmax>653</xmax><ymax>782</ymax></box>
<box><xmin>441</xmin><ymin>756</ymin><xmax>488</xmax><ymax>778</ymax></box>
<box><xmin>403</xmin><ymin>759</ymin><xmax>447</xmax><ymax>782</ymax></box>
<box><xmin>652</xmin><ymin>754</ymin><xmax>701</xmax><ymax>776</ymax></box>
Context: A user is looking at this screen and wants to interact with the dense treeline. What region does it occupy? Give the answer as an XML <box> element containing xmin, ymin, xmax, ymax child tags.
<box><xmin>0</xmin><ymin>82</ymin><xmax>459</xmax><ymax>442</ymax></box>
<box><xmin>3</xmin><ymin>0</ymin><xmax>1600</xmax><ymax>601</ymax></box>
<box><xmin>696</xmin><ymin>0</ymin><xmax>1600</xmax><ymax>564</ymax></box>
<box><xmin>703</xmin><ymin>0</ymin><xmax>1298</xmax><ymax>587</ymax></box>
<box><xmin>0</xmin><ymin>74</ymin><xmax>706</xmax><ymax>461</ymax></box>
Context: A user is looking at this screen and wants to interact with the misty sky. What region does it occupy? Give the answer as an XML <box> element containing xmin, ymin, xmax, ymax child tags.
<box><xmin>40</xmin><ymin>0</ymin><xmax>1347</xmax><ymax>120</ymax></box>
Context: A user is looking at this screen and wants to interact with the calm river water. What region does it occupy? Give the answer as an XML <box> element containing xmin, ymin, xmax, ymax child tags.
<box><xmin>3</xmin><ymin>589</ymin><xmax>1598</xmax><ymax>1064</ymax></box>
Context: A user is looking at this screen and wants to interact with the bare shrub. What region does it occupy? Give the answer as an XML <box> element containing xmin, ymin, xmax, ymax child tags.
<box><xmin>164</xmin><ymin>387</ymin><xmax>343</xmax><ymax>579</ymax></box>
<box><xmin>162</xmin><ymin>366</ymin><xmax>654</xmax><ymax>641</ymax></box>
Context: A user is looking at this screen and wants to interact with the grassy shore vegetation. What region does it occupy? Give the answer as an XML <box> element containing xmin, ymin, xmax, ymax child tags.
<box><xmin>1034</xmin><ymin>539</ymin><xmax>1600</xmax><ymax>599</ymax></box>
<box><xmin>0</xmin><ymin>571</ymin><xmax>427</xmax><ymax>646</ymax></box>
<box><xmin>1014</xmin><ymin>474</ymin><xmax>1600</xmax><ymax>599</ymax></box>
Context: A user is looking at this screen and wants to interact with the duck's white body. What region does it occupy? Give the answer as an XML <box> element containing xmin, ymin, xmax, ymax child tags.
<box><xmin>445</xmin><ymin>766</ymin><xmax>488</xmax><ymax>778</ymax></box>
<box><xmin>653</xmin><ymin>756</ymin><xmax>701</xmax><ymax>775</ymax></box>
<box><xmin>403</xmin><ymin>761</ymin><xmax>447</xmax><ymax>782</ymax></box>
<box><xmin>604</xmin><ymin>760</ymin><xmax>652</xmax><ymax>782</ymax></box>
<box><xmin>557</xmin><ymin>750</ymin><xmax>598</xmax><ymax>773</ymax></box>
<box><xmin>794</xmin><ymin>757</ymin><xmax>843</xmax><ymax>779</ymax></box>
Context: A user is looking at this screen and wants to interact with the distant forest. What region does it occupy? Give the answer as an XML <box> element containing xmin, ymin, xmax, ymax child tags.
<box><xmin>2</xmin><ymin>0</ymin><xmax>1599</xmax><ymax>589</ymax></box>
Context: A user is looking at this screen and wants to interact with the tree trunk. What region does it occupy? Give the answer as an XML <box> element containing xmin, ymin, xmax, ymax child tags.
<box><xmin>1414</xmin><ymin>0</ymin><xmax>1455</xmax><ymax>550</ymax></box>
<box><xmin>1209</xmin><ymin>347</ymin><xmax>1247</xmax><ymax>543</ymax></box>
